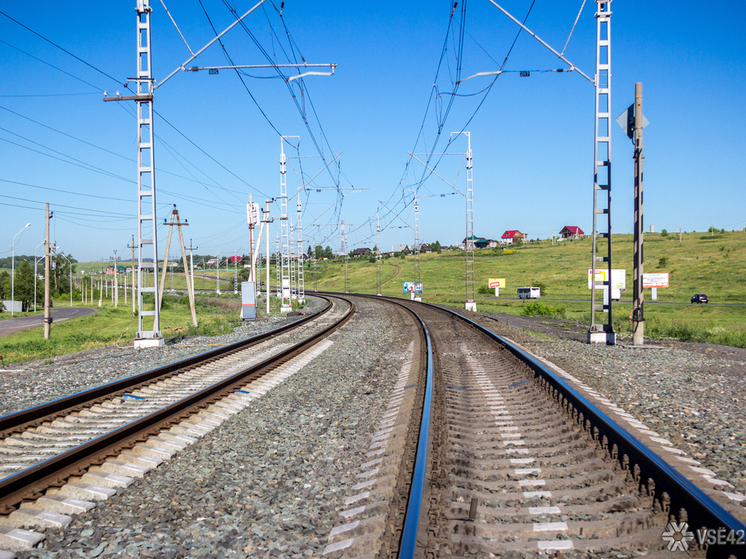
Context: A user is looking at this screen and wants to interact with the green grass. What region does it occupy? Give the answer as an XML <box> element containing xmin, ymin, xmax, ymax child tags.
<box><xmin>3</xmin><ymin>231</ymin><xmax>745</xmax><ymax>361</ymax></box>
<box><xmin>0</xmin><ymin>294</ymin><xmax>247</xmax><ymax>365</ymax></box>
<box><xmin>305</xmin><ymin>231</ymin><xmax>746</xmax><ymax>347</ymax></box>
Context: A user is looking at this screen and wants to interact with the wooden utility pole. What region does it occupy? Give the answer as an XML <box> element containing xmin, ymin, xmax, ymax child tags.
<box><xmin>176</xmin><ymin>216</ymin><xmax>197</xmax><ymax>327</ymax></box>
<box><xmin>632</xmin><ymin>82</ymin><xmax>645</xmax><ymax>345</ymax></box>
<box><xmin>43</xmin><ymin>203</ymin><xmax>52</xmax><ymax>340</ymax></box>
<box><xmin>159</xmin><ymin>209</ymin><xmax>177</xmax><ymax>308</ymax></box>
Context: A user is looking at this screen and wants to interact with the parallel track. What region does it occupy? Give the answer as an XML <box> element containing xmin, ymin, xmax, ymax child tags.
<box><xmin>0</xmin><ymin>295</ymin><xmax>351</xmax><ymax>526</ymax></box>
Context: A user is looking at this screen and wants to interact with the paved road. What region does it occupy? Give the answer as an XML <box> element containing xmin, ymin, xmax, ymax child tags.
<box><xmin>0</xmin><ymin>307</ymin><xmax>98</xmax><ymax>337</ymax></box>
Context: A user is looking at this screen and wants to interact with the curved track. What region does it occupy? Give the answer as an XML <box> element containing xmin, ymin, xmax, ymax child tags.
<box><xmin>321</xmin><ymin>295</ymin><xmax>746</xmax><ymax>558</ymax></box>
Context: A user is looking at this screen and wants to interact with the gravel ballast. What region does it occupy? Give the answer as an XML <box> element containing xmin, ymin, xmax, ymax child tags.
<box><xmin>1</xmin><ymin>297</ymin><xmax>744</xmax><ymax>557</ymax></box>
<box><xmin>9</xmin><ymin>297</ymin><xmax>415</xmax><ymax>558</ymax></box>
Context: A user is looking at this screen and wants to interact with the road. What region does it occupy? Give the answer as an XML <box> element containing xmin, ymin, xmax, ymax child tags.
<box><xmin>0</xmin><ymin>307</ymin><xmax>98</xmax><ymax>337</ymax></box>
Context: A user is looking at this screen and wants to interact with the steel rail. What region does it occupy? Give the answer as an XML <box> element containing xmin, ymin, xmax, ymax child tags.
<box><xmin>326</xmin><ymin>292</ymin><xmax>746</xmax><ymax>556</ymax></box>
<box><xmin>0</xmin><ymin>296</ymin><xmax>352</xmax><ymax>513</ymax></box>
<box><xmin>431</xmin><ymin>302</ymin><xmax>746</xmax><ymax>556</ymax></box>
<box><xmin>397</xmin><ymin>307</ymin><xmax>433</xmax><ymax>559</ymax></box>
<box><xmin>0</xmin><ymin>298</ymin><xmax>332</xmax><ymax>436</ymax></box>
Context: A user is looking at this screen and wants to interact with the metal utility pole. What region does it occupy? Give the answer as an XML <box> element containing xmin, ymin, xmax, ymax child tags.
<box><xmin>403</xmin><ymin>189</ymin><xmax>421</xmax><ymax>300</ymax></box>
<box><xmin>296</xmin><ymin>195</ymin><xmax>305</xmax><ymax>303</ymax></box>
<box><xmin>275</xmin><ymin>232</ymin><xmax>280</xmax><ymax>300</ymax></box>
<box><xmin>632</xmin><ymin>82</ymin><xmax>645</xmax><ymax>345</ymax></box>
<box><xmin>216</xmin><ymin>252</ymin><xmax>221</xmax><ymax>295</ymax></box>
<box><xmin>104</xmin><ymin>0</ymin><xmax>162</xmax><ymax>347</ymax></box>
<box><xmin>588</xmin><ymin>0</ymin><xmax>615</xmax><ymax>345</ymax></box>
<box><xmin>376</xmin><ymin>213</ymin><xmax>382</xmax><ymax>296</ymax></box>
<box><xmin>279</xmin><ymin>137</ymin><xmax>295</xmax><ymax>312</ymax></box>
<box><xmin>265</xmin><ymin>201</ymin><xmax>271</xmax><ymax>314</ymax></box>
<box><xmin>233</xmin><ymin>248</ymin><xmax>238</xmax><ymax>294</ymax></box>
<box><xmin>43</xmin><ymin>204</ymin><xmax>51</xmax><ymax>339</ymax></box>
<box><xmin>128</xmin><ymin>236</ymin><xmax>136</xmax><ymax>315</ymax></box>
<box><xmin>462</xmin><ymin>132</ymin><xmax>476</xmax><ymax>311</ymax></box>
<box><xmin>113</xmin><ymin>250</ymin><xmax>119</xmax><ymax>308</ymax></box>
<box><xmin>188</xmin><ymin>239</ymin><xmax>197</xmax><ymax>297</ymax></box>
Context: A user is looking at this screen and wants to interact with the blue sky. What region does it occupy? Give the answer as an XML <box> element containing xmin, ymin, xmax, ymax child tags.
<box><xmin>1</xmin><ymin>1</ymin><xmax>744</xmax><ymax>263</ymax></box>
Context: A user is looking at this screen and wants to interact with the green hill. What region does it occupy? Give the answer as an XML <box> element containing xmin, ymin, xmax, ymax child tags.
<box><xmin>307</xmin><ymin>230</ymin><xmax>746</xmax><ymax>346</ymax></box>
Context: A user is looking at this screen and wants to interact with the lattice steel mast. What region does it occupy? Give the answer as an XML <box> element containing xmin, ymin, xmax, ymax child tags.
<box><xmin>463</xmin><ymin>132</ymin><xmax>476</xmax><ymax>311</ymax></box>
<box><xmin>130</xmin><ymin>1</ymin><xmax>162</xmax><ymax>347</ymax></box>
<box><xmin>588</xmin><ymin>0</ymin><xmax>615</xmax><ymax>344</ymax></box>
<box><xmin>279</xmin><ymin>137</ymin><xmax>293</xmax><ymax>312</ymax></box>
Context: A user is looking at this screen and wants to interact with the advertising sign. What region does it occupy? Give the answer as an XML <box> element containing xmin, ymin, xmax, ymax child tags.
<box><xmin>588</xmin><ymin>269</ymin><xmax>626</xmax><ymax>290</ymax></box>
<box><xmin>489</xmin><ymin>278</ymin><xmax>506</xmax><ymax>288</ymax></box>
<box><xmin>403</xmin><ymin>282</ymin><xmax>423</xmax><ymax>294</ymax></box>
<box><xmin>642</xmin><ymin>273</ymin><xmax>669</xmax><ymax>288</ymax></box>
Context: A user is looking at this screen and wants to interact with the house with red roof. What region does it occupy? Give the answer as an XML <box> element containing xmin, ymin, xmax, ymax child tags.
<box><xmin>500</xmin><ymin>230</ymin><xmax>527</xmax><ymax>245</ymax></box>
<box><xmin>559</xmin><ymin>226</ymin><xmax>585</xmax><ymax>239</ymax></box>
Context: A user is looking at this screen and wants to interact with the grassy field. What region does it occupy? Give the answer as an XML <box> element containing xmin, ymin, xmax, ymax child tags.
<box><xmin>2</xmin><ymin>230</ymin><xmax>744</xmax><ymax>363</ymax></box>
<box><xmin>306</xmin><ymin>230</ymin><xmax>746</xmax><ymax>346</ymax></box>
<box><xmin>0</xmin><ymin>294</ymin><xmax>269</xmax><ymax>365</ymax></box>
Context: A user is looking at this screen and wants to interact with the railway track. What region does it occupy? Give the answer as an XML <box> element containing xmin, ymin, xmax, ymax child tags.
<box><xmin>322</xmin><ymin>296</ymin><xmax>746</xmax><ymax>558</ymax></box>
<box><xmin>0</xmin><ymin>295</ymin><xmax>352</xmax><ymax>554</ymax></box>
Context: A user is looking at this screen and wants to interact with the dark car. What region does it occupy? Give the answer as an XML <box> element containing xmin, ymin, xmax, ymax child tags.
<box><xmin>691</xmin><ymin>294</ymin><xmax>708</xmax><ymax>304</ymax></box>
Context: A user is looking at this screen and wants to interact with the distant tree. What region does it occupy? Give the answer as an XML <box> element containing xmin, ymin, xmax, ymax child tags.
<box><xmin>13</xmin><ymin>260</ymin><xmax>38</xmax><ymax>311</ymax></box>
<box><xmin>0</xmin><ymin>270</ymin><xmax>9</xmax><ymax>302</ymax></box>
<box><xmin>51</xmin><ymin>254</ymin><xmax>77</xmax><ymax>296</ymax></box>
<box><xmin>661</xmin><ymin>229</ymin><xmax>668</xmax><ymax>237</ymax></box>
<box><xmin>432</xmin><ymin>240</ymin><xmax>442</xmax><ymax>253</ymax></box>
<box><xmin>324</xmin><ymin>246</ymin><xmax>333</xmax><ymax>259</ymax></box>
<box><xmin>307</xmin><ymin>245</ymin><xmax>313</xmax><ymax>258</ymax></box>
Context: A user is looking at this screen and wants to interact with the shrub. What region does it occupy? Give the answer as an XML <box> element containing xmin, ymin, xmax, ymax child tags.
<box><xmin>521</xmin><ymin>301</ymin><xmax>566</xmax><ymax>318</ymax></box>
<box><xmin>477</xmin><ymin>285</ymin><xmax>491</xmax><ymax>295</ymax></box>
<box><xmin>661</xmin><ymin>229</ymin><xmax>668</xmax><ymax>237</ymax></box>
<box><xmin>658</xmin><ymin>257</ymin><xmax>668</xmax><ymax>268</ymax></box>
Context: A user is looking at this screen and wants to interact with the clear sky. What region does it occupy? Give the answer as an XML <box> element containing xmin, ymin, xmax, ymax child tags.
<box><xmin>1</xmin><ymin>1</ymin><xmax>744</xmax><ymax>264</ymax></box>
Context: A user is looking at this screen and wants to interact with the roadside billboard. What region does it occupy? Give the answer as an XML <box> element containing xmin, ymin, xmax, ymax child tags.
<box><xmin>488</xmin><ymin>278</ymin><xmax>506</xmax><ymax>288</ymax></box>
<box><xmin>587</xmin><ymin>269</ymin><xmax>626</xmax><ymax>290</ymax></box>
<box><xmin>403</xmin><ymin>282</ymin><xmax>423</xmax><ymax>294</ymax></box>
<box><xmin>642</xmin><ymin>273</ymin><xmax>669</xmax><ymax>288</ymax></box>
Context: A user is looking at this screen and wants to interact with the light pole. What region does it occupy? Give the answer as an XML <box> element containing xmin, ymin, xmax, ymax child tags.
<box><xmin>11</xmin><ymin>222</ymin><xmax>31</xmax><ymax>316</ymax></box>
<box><xmin>34</xmin><ymin>240</ymin><xmax>44</xmax><ymax>312</ymax></box>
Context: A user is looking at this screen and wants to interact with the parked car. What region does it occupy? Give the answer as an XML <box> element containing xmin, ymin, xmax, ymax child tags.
<box><xmin>691</xmin><ymin>294</ymin><xmax>708</xmax><ymax>304</ymax></box>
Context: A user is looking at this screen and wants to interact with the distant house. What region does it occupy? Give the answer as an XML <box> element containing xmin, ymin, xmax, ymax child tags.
<box><xmin>206</xmin><ymin>258</ymin><xmax>219</xmax><ymax>267</ymax></box>
<box><xmin>559</xmin><ymin>226</ymin><xmax>584</xmax><ymax>239</ymax></box>
<box><xmin>391</xmin><ymin>244</ymin><xmax>409</xmax><ymax>255</ymax></box>
<box><xmin>227</xmin><ymin>255</ymin><xmax>242</xmax><ymax>263</ymax></box>
<box><xmin>460</xmin><ymin>235</ymin><xmax>490</xmax><ymax>249</ymax></box>
<box><xmin>500</xmin><ymin>230</ymin><xmax>527</xmax><ymax>245</ymax></box>
<box><xmin>105</xmin><ymin>265</ymin><xmax>127</xmax><ymax>275</ymax></box>
<box><xmin>351</xmin><ymin>248</ymin><xmax>372</xmax><ymax>257</ymax></box>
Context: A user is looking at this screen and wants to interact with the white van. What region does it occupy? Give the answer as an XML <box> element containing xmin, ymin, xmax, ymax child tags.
<box><xmin>517</xmin><ymin>287</ymin><xmax>541</xmax><ymax>299</ymax></box>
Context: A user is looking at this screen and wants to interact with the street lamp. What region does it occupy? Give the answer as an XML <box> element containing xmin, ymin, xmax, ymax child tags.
<box><xmin>34</xmin><ymin>240</ymin><xmax>44</xmax><ymax>312</ymax></box>
<box><xmin>11</xmin><ymin>222</ymin><xmax>31</xmax><ymax>317</ymax></box>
